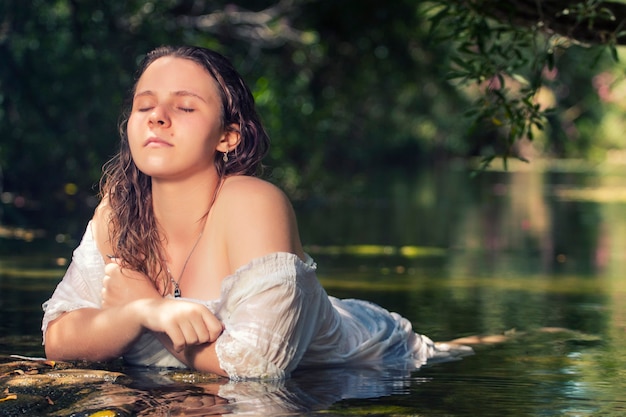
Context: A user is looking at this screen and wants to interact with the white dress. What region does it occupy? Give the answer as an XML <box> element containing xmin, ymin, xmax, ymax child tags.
<box><xmin>42</xmin><ymin>223</ymin><xmax>471</xmax><ymax>380</ymax></box>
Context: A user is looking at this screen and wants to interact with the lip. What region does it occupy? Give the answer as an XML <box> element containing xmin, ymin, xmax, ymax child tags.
<box><xmin>144</xmin><ymin>136</ymin><xmax>173</xmax><ymax>147</ymax></box>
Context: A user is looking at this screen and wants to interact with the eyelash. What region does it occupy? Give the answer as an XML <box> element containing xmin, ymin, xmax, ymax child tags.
<box><xmin>135</xmin><ymin>107</ymin><xmax>194</xmax><ymax>113</ymax></box>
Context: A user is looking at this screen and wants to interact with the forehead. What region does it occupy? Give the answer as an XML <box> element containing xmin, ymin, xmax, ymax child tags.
<box><xmin>135</xmin><ymin>56</ymin><xmax>220</xmax><ymax>98</ymax></box>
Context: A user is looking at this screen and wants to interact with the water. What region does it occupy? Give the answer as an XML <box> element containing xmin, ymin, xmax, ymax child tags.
<box><xmin>2</xmin><ymin>163</ymin><xmax>626</xmax><ymax>416</ymax></box>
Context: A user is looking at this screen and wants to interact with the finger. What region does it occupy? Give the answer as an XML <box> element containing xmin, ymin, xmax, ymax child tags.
<box><xmin>101</xmin><ymin>274</ymin><xmax>111</xmax><ymax>293</ymax></box>
<box><xmin>188</xmin><ymin>314</ymin><xmax>211</xmax><ymax>345</ymax></box>
<box><xmin>179</xmin><ymin>318</ymin><xmax>206</xmax><ymax>346</ymax></box>
<box><xmin>104</xmin><ymin>262</ymin><xmax>119</xmax><ymax>276</ymax></box>
<box><xmin>202</xmin><ymin>311</ymin><xmax>224</xmax><ymax>343</ymax></box>
<box><xmin>165</xmin><ymin>326</ymin><xmax>187</xmax><ymax>353</ymax></box>
<box><xmin>100</xmin><ymin>284</ymin><xmax>109</xmax><ymax>308</ymax></box>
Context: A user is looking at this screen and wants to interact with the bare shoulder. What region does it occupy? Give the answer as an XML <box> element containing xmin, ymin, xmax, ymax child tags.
<box><xmin>216</xmin><ymin>175</ymin><xmax>304</xmax><ymax>268</ymax></box>
<box><xmin>218</xmin><ymin>175</ymin><xmax>292</xmax><ymax>212</ymax></box>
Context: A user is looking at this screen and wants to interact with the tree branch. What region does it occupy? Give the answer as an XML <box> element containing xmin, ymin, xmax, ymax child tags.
<box><xmin>176</xmin><ymin>0</ymin><xmax>314</xmax><ymax>47</ymax></box>
<box><xmin>462</xmin><ymin>0</ymin><xmax>626</xmax><ymax>45</ymax></box>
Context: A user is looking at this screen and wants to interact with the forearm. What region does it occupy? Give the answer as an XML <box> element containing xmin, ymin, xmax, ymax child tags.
<box><xmin>155</xmin><ymin>333</ymin><xmax>227</xmax><ymax>376</ymax></box>
<box><xmin>44</xmin><ymin>304</ymin><xmax>143</xmax><ymax>362</ymax></box>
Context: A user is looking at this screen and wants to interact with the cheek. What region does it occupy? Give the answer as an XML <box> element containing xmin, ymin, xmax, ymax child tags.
<box><xmin>126</xmin><ymin>116</ymin><xmax>140</xmax><ymax>157</ymax></box>
<box><xmin>127</xmin><ymin>114</ymin><xmax>139</xmax><ymax>138</ymax></box>
<box><xmin>126</xmin><ymin>116</ymin><xmax>142</xmax><ymax>150</ymax></box>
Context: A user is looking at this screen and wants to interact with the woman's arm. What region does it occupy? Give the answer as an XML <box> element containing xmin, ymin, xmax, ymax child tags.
<box><xmin>45</xmin><ymin>293</ymin><xmax>224</xmax><ymax>363</ymax></box>
<box><xmin>153</xmin><ymin>331</ymin><xmax>225</xmax><ymax>375</ymax></box>
<box><xmin>44</xmin><ymin>303</ymin><xmax>143</xmax><ymax>361</ymax></box>
<box><xmin>44</xmin><ymin>203</ymin><xmax>224</xmax><ymax>364</ymax></box>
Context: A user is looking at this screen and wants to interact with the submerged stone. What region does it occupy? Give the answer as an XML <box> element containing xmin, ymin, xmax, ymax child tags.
<box><xmin>6</xmin><ymin>368</ymin><xmax>129</xmax><ymax>387</ymax></box>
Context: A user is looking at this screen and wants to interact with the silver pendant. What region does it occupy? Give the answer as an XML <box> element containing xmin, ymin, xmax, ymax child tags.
<box><xmin>171</xmin><ymin>278</ymin><xmax>181</xmax><ymax>298</ymax></box>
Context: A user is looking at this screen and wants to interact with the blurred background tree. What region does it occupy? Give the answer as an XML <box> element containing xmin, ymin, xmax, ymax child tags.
<box><xmin>1</xmin><ymin>0</ymin><xmax>626</xmax><ymax>234</ymax></box>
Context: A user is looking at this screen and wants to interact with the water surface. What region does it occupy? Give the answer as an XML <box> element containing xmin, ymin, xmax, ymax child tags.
<box><xmin>1</xmin><ymin>165</ymin><xmax>626</xmax><ymax>416</ymax></box>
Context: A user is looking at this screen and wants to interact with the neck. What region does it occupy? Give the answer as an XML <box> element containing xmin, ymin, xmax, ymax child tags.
<box><xmin>151</xmin><ymin>172</ymin><xmax>221</xmax><ymax>243</ymax></box>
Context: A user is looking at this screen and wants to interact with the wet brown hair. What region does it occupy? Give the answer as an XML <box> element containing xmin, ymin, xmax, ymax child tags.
<box><xmin>99</xmin><ymin>45</ymin><xmax>270</xmax><ymax>292</ymax></box>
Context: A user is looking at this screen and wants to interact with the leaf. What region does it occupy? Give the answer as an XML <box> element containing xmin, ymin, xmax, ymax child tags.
<box><xmin>610</xmin><ymin>44</ymin><xmax>619</xmax><ymax>62</ymax></box>
<box><xmin>88</xmin><ymin>411</ymin><xmax>118</xmax><ymax>417</ymax></box>
<box><xmin>0</xmin><ymin>394</ymin><xmax>18</xmax><ymax>402</ymax></box>
<box><xmin>451</xmin><ymin>56</ymin><xmax>473</xmax><ymax>70</ymax></box>
<box><xmin>427</xmin><ymin>5</ymin><xmax>451</xmax><ymax>36</ymax></box>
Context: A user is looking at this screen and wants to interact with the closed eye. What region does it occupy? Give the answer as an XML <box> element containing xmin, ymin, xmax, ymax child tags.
<box><xmin>178</xmin><ymin>107</ymin><xmax>195</xmax><ymax>113</ymax></box>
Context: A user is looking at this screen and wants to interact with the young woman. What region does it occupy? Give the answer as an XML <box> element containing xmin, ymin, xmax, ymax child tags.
<box><xmin>42</xmin><ymin>45</ymin><xmax>471</xmax><ymax>380</ymax></box>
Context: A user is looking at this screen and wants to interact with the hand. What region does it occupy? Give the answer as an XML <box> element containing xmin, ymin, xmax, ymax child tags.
<box><xmin>136</xmin><ymin>298</ymin><xmax>224</xmax><ymax>352</ymax></box>
<box><xmin>101</xmin><ymin>257</ymin><xmax>160</xmax><ymax>308</ymax></box>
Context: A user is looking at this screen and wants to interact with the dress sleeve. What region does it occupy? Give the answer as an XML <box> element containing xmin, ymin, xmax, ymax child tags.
<box><xmin>214</xmin><ymin>252</ymin><xmax>321</xmax><ymax>380</ymax></box>
<box><xmin>41</xmin><ymin>222</ymin><xmax>105</xmax><ymax>344</ymax></box>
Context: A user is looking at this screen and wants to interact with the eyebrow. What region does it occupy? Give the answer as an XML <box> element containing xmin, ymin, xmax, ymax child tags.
<box><xmin>134</xmin><ymin>90</ymin><xmax>208</xmax><ymax>103</ymax></box>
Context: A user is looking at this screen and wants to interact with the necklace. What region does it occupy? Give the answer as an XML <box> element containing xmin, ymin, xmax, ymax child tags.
<box><xmin>168</xmin><ymin>177</ymin><xmax>223</xmax><ymax>298</ymax></box>
<box><xmin>168</xmin><ymin>229</ymin><xmax>203</xmax><ymax>298</ymax></box>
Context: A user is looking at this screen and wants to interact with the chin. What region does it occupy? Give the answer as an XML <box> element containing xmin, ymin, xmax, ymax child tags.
<box><xmin>134</xmin><ymin>158</ymin><xmax>175</xmax><ymax>177</ymax></box>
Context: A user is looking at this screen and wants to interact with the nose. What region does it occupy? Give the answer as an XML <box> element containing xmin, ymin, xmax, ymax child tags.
<box><xmin>148</xmin><ymin>106</ymin><xmax>170</xmax><ymax>128</ymax></box>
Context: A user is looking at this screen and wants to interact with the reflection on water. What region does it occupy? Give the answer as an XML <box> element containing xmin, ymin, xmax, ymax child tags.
<box><xmin>0</xmin><ymin>330</ymin><xmax>611</xmax><ymax>417</ymax></box>
<box><xmin>126</xmin><ymin>365</ymin><xmax>423</xmax><ymax>416</ymax></box>
<box><xmin>0</xmin><ymin>356</ymin><xmax>443</xmax><ymax>416</ymax></box>
<box><xmin>2</xmin><ymin>164</ymin><xmax>626</xmax><ymax>415</ymax></box>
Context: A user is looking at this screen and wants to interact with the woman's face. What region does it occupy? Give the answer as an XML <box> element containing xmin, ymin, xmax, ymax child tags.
<box><xmin>127</xmin><ymin>56</ymin><xmax>226</xmax><ymax>180</ymax></box>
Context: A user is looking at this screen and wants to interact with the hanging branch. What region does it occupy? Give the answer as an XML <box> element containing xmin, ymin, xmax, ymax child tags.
<box><xmin>465</xmin><ymin>0</ymin><xmax>626</xmax><ymax>45</ymax></box>
<box><xmin>428</xmin><ymin>0</ymin><xmax>626</xmax><ymax>168</ymax></box>
<box><xmin>176</xmin><ymin>0</ymin><xmax>315</xmax><ymax>47</ymax></box>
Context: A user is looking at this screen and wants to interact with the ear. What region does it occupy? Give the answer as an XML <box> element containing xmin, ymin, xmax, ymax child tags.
<box><xmin>216</xmin><ymin>123</ymin><xmax>241</xmax><ymax>153</ymax></box>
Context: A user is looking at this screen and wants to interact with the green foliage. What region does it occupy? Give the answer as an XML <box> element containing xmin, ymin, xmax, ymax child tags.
<box><xmin>2</xmin><ymin>3</ymin><xmax>126</xmax><ymax>184</ymax></box>
<box><xmin>424</xmin><ymin>0</ymin><xmax>625</xmax><ymax>169</ymax></box>
<box><xmin>251</xmin><ymin>0</ymin><xmax>473</xmax><ymax>195</ymax></box>
<box><xmin>426</xmin><ymin>2</ymin><xmax>554</xmax><ymax>167</ymax></box>
<box><xmin>0</xmin><ymin>0</ymin><xmax>190</xmax><ymax>229</ymax></box>
<box><xmin>1</xmin><ymin>0</ymin><xmax>476</xmax><ymax>208</ymax></box>
<box><xmin>0</xmin><ymin>0</ymin><xmax>625</xmax><ymax>228</ymax></box>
